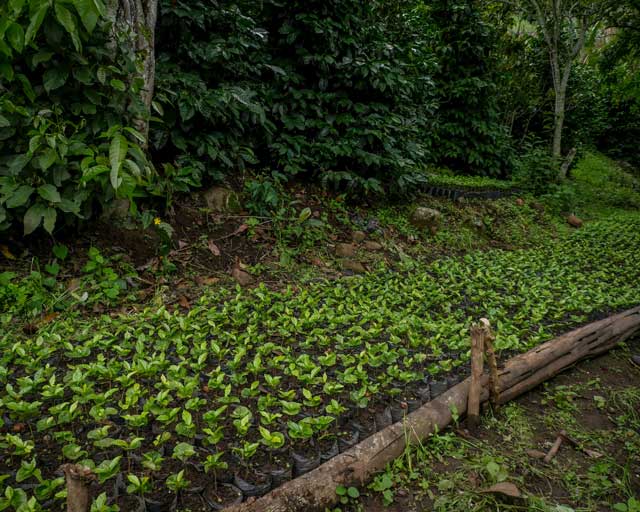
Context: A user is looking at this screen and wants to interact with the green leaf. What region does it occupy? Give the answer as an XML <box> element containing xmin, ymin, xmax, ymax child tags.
<box><xmin>43</xmin><ymin>68</ymin><xmax>68</xmax><ymax>93</ymax></box>
<box><xmin>53</xmin><ymin>244</ymin><xmax>68</xmax><ymax>260</ymax></box>
<box><xmin>23</xmin><ymin>203</ymin><xmax>46</xmax><ymax>235</ymax></box>
<box><xmin>110</xmin><ymin>79</ymin><xmax>126</xmax><ymax>92</ymax></box>
<box><xmin>5</xmin><ymin>185</ymin><xmax>34</xmax><ymax>208</ymax></box>
<box><xmin>43</xmin><ymin>207</ymin><xmax>57</xmax><ymax>234</ymax></box>
<box><xmin>74</xmin><ymin>0</ymin><xmax>100</xmax><ymax>33</ymax></box>
<box><xmin>124</xmin><ymin>127</ymin><xmax>146</xmax><ymax>144</ymax></box>
<box><xmin>9</xmin><ymin>0</ymin><xmax>26</xmax><ymax>14</ymax></box>
<box><xmin>54</xmin><ymin>2</ymin><xmax>81</xmax><ymax>52</ymax></box>
<box><xmin>32</xmin><ymin>50</ymin><xmax>54</xmax><ymax>67</ymax></box>
<box><xmin>38</xmin><ymin>148</ymin><xmax>58</xmax><ymax>171</ymax></box>
<box><xmin>6</xmin><ymin>22</ymin><xmax>25</xmax><ymax>53</ymax></box>
<box><xmin>0</xmin><ymin>115</ymin><xmax>10</xmax><ymax>128</ymax></box>
<box><xmin>347</xmin><ymin>487</ymin><xmax>360</xmax><ymax>499</ymax></box>
<box><xmin>0</xmin><ymin>61</ymin><xmax>14</xmax><ymax>81</ymax></box>
<box><xmin>109</xmin><ymin>135</ymin><xmax>128</xmax><ymax>191</ymax></box>
<box><xmin>25</xmin><ymin>2</ymin><xmax>50</xmax><ymax>45</ymax></box>
<box><xmin>38</xmin><ymin>184</ymin><xmax>61</xmax><ymax>203</ymax></box>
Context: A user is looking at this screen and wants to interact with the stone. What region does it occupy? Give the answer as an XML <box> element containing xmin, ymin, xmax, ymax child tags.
<box><xmin>363</xmin><ymin>241</ymin><xmax>383</xmax><ymax>252</ymax></box>
<box><xmin>352</xmin><ymin>231</ymin><xmax>367</xmax><ymax>243</ymax></box>
<box><xmin>101</xmin><ymin>199</ymin><xmax>130</xmax><ymax>220</ymax></box>
<box><xmin>231</xmin><ymin>268</ymin><xmax>254</xmax><ymax>286</ymax></box>
<box><xmin>203</xmin><ymin>187</ymin><xmax>241</xmax><ymax>213</ymax></box>
<box><xmin>567</xmin><ymin>214</ymin><xmax>583</xmax><ymax>228</ymax></box>
<box><xmin>410</xmin><ymin>207</ymin><xmax>442</xmax><ymax>232</ymax></box>
<box><xmin>335</xmin><ymin>243</ymin><xmax>356</xmax><ymax>258</ymax></box>
<box><xmin>366</xmin><ymin>218</ymin><xmax>381</xmax><ymax>233</ymax></box>
<box><xmin>631</xmin><ymin>355</ymin><xmax>640</xmax><ymax>366</ymax></box>
<box><xmin>342</xmin><ymin>260</ymin><xmax>366</xmax><ymax>274</ymax></box>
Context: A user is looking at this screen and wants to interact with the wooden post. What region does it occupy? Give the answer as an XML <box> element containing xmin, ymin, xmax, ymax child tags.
<box><xmin>467</xmin><ymin>322</ymin><xmax>486</xmax><ymax>431</ymax></box>
<box><xmin>61</xmin><ymin>464</ymin><xmax>95</xmax><ymax>512</ymax></box>
<box><xmin>482</xmin><ymin>319</ymin><xmax>500</xmax><ymax>406</ymax></box>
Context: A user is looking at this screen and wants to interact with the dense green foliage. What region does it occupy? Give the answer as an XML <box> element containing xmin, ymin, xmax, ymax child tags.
<box><xmin>0</xmin><ymin>0</ymin><xmax>153</xmax><ymax>235</ymax></box>
<box><xmin>1</xmin><ymin>0</ymin><xmax>639</xmax><ymax>235</ymax></box>
<box><xmin>1</xmin><ymin>210</ymin><xmax>639</xmax><ymax>507</ymax></box>
<box><xmin>154</xmin><ymin>0</ymin><xmax>440</xmax><ymax>195</ymax></box>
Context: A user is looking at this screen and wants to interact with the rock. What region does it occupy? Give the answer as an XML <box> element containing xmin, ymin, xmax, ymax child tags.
<box><xmin>363</xmin><ymin>241</ymin><xmax>383</xmax><ymax>252</ymax></box>
<box><xmin>335</xmin><ymin>243</ymin><xmax>356</xmax><ymax>258</ymax></box>
<box><xmin>203</xmin><ymin>187</ymin><xmax>241</xmax><ymax>213</ymax></box>
<box><xmin>231</xmin><ymin>268</ymin><xmax>254</xmax><ymax>286</ymax></box>
<box><xmin>366</xmin><ymin>218</ymin><xmax>381</xmax><ymax>233</ymax></box>
<box><xmin>567</xmin><ymin>214</ymin><xmax>583</xmax><ymax>228</ymax></box>
<box><xmin>342</xmin><ymin>260</ymin><xmax>366</xmax><ymax>274</ymax></box>
<box><xmin>630</xmin><ymin>355</ymin><xmax>640</xmax><ymax>366</ymax></box>
<box><xmin>410</xmin><ymin>207</ymin><xmax>442</xmax><ymax>232</ymax></box>
<box><xmin>352</xmin><ymin>231</ymin><xmax>367</xmax><ymax>243</ymax></box>
<box><xmin>102</xmin><ymin>199</ymin><xmax>130</xmax><ymax>220</ymax></box>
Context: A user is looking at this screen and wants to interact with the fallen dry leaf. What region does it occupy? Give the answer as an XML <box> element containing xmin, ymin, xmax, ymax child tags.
<box><xmin>178</xmin><ymin>296</ymin><xmax>191</xmax><ymax>309</ymax></box>
<box><xmin>583</xmin><ymin>448</ymin><xmax>603</xmax><ymax>459</ymax></box>
<box><xmin>231</xmin><ymin>267</ymin><xmax>254</xmax><ymax>287</ymax></box>
<box><xmin>178</xmin><ymin>240</ymin><xmax>189</xmax><ymax>250</ymax></box>
<box><xmin>195</xmin><ymin>276</ymin><xmax>220</xmax><ymax>286</ymax></box>
<box><xmin>526</xmin><ymin>449</ymin><xmax>547</xmax><ymax>459</ymax></box>
<box><xmin>207</xmin><ymin>240</ymin><xmax>221</xmax><ymax>256</ymax></box>
<box><xmin>481</xmin><ymin>482</ymin><xmax>522</xmax><ymax>499</ymax></box>
<box><xmin>40</xmin><ymin>312</ymin><xmax>60</xmax><ymax>326</ymax></box>
<box><xmin>0</xmin><ymin>244</ymin><xmax>15</xmax><ymax>260</ymax></box>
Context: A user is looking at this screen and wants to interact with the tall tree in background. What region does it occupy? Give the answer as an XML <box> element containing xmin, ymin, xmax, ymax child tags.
<box><xmin>517</xmin><ymin>1</ymin><xmax>598</xmax><ymax>173</ymax></box>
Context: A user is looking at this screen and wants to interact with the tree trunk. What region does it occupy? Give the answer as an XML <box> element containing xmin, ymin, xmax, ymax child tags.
<box><xmin>108</xmin><ymin>0</ymin><xmax>158</xmax><ymax>144</ymax></box>
<box><xmin>553</xmin><ymin>64</ymin><xmax>572</xmax><ymax>161</ymax></box>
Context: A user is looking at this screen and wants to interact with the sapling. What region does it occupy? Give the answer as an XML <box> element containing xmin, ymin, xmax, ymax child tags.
<box><xmin>166</xmin><ymin>469</ymin><xmax>190</xmax><ymax>494</ymax></box>
<box><xmin>203</xmin><ymin>452</ymin><xmax>228</xmax><ymax>492</ymax></box>
<box><xmin>141</xmin><ymin>451</ymin><xmax>164</xmax><ymax>472</ymax></box>
<box><xmin>126</xmin><ymin>474</ymin><xmax>151</xmax><ymax>499</ymax></box>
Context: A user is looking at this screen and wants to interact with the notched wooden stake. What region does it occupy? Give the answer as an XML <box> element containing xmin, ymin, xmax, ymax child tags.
<box><xmin>61</xmin><ymin>464</ymin><xmax>96</xmax><ymax>512</ymax></box>
<box><xmin>467</xmin><ymin>322</ymin><xmax>486</xmax><ymax>431</ymax></box>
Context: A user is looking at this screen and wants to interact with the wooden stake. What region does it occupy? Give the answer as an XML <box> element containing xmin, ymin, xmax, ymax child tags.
<box><xmin>482</xmin><ymin>320</ymin><xmax>500</xmax><ymax>406</ymax></box>
<box><xmin>467</xmin><ymin>322</ymin><xmax>486</xmax><ymax>431</ymax></box>
<box><xmin>61</xmin><ymin>464</ymin><xmax>95</xmax><ymax>512</ymax></box>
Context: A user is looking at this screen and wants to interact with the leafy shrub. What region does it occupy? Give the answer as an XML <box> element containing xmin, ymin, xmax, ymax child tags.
<box><xmin>428</xmin><ymin>0</ymin><xmax>515</xmax><ymax>177</ymax></box>
<box><xmin>512</xmin><ymin>138</ymin><xmax>559</xmax><ymax>195</ymax></box>
<box><xmin>153</xmin><ymin>0</ymin><xmax>271</xmax><ymax>183</ymax></box>
<box><xmin>0</xmin><ymin>0</ymin><xmax>154</xmax><ymax>235</ymax></box>
<box><xmin>153</xmin><ymin>0</ymin><xmax>439</xmax><ymax>195</ymax></box>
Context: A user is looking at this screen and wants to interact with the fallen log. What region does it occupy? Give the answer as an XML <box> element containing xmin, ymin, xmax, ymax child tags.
<box><xmin>227</xmin><ymin>306</ymin><xmax>640</xmax><ymax>512</ymax></box>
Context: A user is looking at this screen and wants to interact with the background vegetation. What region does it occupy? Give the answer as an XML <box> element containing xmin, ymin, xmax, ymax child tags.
<box><xmin>1</xmin><ymin>0</ymin><xmax>639</xmax><ymax>235</ymax></box>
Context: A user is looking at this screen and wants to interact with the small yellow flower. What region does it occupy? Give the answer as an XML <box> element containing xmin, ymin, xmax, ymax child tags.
<box><xmin>154</xmin><ymin>217</ymin><xmax>161</xmax><ymax>225</ymax></box>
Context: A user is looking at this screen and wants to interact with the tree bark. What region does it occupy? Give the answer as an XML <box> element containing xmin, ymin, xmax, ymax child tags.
<box><xmin>108</xmin><ymin>0</ymin><xmax>158</xmax><ymax>144</ymax></box>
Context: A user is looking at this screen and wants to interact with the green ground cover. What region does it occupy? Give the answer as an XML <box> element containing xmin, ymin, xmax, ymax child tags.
<box><xmin>0</xmin><ymin>153</ymin><xmax>639</xmax><ymax>510</ymax></box>
<box><xmin>1</xmin><ymin>213</ymin><xmax>640</xmax><ymax>509</ymax></box>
